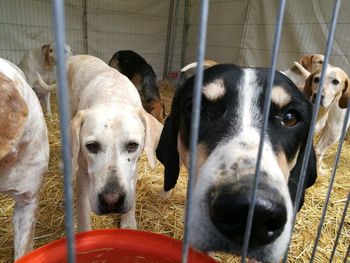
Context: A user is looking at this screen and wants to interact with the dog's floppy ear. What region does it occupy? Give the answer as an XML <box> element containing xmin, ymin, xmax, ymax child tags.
<box><xmin>303</xmin><ymin>70</ymin><xmax>320</xmax><ymax>100</ymax></box>
<box><xmin>300</xmin><ymin>55</ymin><xmax>313</xmax><ymax>71</ymax></box>
<box><xmin>139</xmin><ymin>110</ymin><xmax>163</xmax><ymax>169</ymax></box>
<box><xmin>156</xmin><ymin>112</ymin><xmax>180</xmax><ymax>192</ymax></box>
<box><xmin>41</xmin><ymin>44</ymin><xmax>54</xmax><ymax>69</ymax></box>
<box><xmin>70</xmin><ymin>110</ymin><xmax>85</xmax><ymax>176</ymax></box>
<box><xmin>0</xmin><ymin>73</ymin><xmax>29</xmax><ymax>160</ymax></box>
<box><xmin>288</xmin><ymin>143</ymin><xmax>317</xmax><ymax>211</ymax></box>
<box><xmin>338</xmin><ymin>77</ymin><xmax>350</xmax><ymax>109</ymax></box>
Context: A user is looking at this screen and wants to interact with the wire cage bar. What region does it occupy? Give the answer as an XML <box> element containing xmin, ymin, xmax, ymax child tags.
<box><xmin>51</xmin><ymin>1</ymin><xmax>75</xmax><ymax>262</ymax></box>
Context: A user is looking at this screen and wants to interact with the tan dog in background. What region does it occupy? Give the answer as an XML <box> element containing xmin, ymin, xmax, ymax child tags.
<box><xmin>281</xmin><ymin>54</ymin><xmax>325</xmax><ymax>91</ymax></box>
<box><xmin>18</xmin><ymin>43</ymin><xmax>73</xmax><ymax>116</ymax></box>
<box><xmin>0</xmin><ymin>58</ymin><xmax>49</xmax><ymax>260</ymax></box>
<box><xmin>303</xmin><ymin>66</ymin><xmax>350</xmax><ymax>174</ymax></box>
<box><xmin>67</xmin><ymin>55</ymin><xmax>163</xmax><ymax>232</ymax></box>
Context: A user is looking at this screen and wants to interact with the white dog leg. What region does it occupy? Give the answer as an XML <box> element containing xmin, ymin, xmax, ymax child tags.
<box><xmin>120</xmin><ymin>202</ymin><xmax>137</xmax><ymax>229</ymax></box>
<box><xmin>77</xmin><ymin>170</ymin><xmax>92</xmax><ymax>232</ymax></box>
<box><xmin>45</xmin><ymin>92</ymin><xmax>52</xmax><ymax>117</ymax></box>
<box><xmin>13</xmin><ymin>195</ymin><xmax>39</xmax><ymax>260</ymax></box>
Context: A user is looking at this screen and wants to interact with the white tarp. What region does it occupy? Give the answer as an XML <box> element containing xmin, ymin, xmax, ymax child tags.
<box><xmin>185</xmin><ymin>0</ymin><xmax>350</xmax><ymax>74</ymax></box>
<box><xmin>1</xmin><ymin>0</ymin><xmax>349</xmax><ymax>78</ymax></box>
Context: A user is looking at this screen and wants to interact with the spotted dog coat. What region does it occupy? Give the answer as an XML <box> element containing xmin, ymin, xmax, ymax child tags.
<box><xmin>156</xmin><ymin>64</ymin><xmax>317</xmax><ymax>262</ymax></box>
<box><xmin>0</xmin><ymin>58</ymin><xmax>49</xmax><ymax>260</ymax></box>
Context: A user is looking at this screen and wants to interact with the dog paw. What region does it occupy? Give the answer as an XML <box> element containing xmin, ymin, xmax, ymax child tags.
<box><xmin>158</xmin><ymin>189</ymin><xmax>172</xmax><ymax>200</ymax></box>
<box><xmin>120</xmin><ymin>217</ymin><xmax>137</xmax><ymax>230</ymax></box>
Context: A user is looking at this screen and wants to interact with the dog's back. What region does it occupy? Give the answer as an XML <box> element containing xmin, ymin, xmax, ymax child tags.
<box><xmin>67</xmin><ymin>55</ymin><xmax>142</xmax><ymax>116</ymax></box>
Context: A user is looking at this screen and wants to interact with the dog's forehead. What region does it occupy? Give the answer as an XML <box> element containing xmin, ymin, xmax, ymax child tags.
<box><xmin>81</xmin><ymin>108</ymin><xmax>145</xmax><ymax>139</ymax></box>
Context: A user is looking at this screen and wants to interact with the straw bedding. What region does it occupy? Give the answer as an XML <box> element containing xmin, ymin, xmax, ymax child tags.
<box><xmin>0</xmin><ymin>80</ymin><xmax>349</xmax><ymax>263</ymax></box>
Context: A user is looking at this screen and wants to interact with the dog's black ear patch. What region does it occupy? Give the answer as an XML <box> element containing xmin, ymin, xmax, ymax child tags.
<box><xmin>156</xmin><ymin>114</ymin><xmax>180</xmax><ymax>191</ymax></box>
<box><xmin>288</xmin><ymin>142</ymin><xmax>317</xmax><ymax>211</ymax></box>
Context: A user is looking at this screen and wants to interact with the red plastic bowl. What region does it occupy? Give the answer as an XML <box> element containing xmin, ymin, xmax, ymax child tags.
<box><xmin>16</xmin><ymin>229</ymin><xmax>216</xmax><ymax>263</ymax></box>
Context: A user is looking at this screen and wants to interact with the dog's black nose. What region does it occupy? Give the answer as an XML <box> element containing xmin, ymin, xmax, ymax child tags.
<box><xmin>98</xmin><ymin>189</ymin><xmax>125</xmax><ymax>214</ymax></box>
<box><xmin>209</xmin><ymin>180</ymin><xmax>287</xmax><ymax>247</ymax></box>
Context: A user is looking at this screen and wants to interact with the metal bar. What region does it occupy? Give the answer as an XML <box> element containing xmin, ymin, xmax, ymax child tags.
<box><xmin>344</xmin><ymin>242</ymin><xmax>350</xmax><ymax>263</ymax></box>
<box><xmin>168</xmin><ymin>0</ymin><xmax>180</xmax><ymax>75</ymax></box>
<box><xmin>51</xmin><ymin>1</ymin><xmax>76</xmax><ymax>263</ymax></box>
<box><xmin>241</xmin><ymin>0</ymin><xmax>286</xmax><ymax>261</ymax></box>
<box><xmin>181</xmin><ymin>0</ymin><xmax>209</xmax><ymax>262</ymax></box>
<box><xmin>283</xmin><ymin>0</ymin><xmax>342</xmax><ymax>261</ymax></box>
<box><xmin>329</xmin><ymin>193</ymin><xmax>350</xmax><ymax>262</ymax></box>
<box><xmin>310</xmin><ymin>92</ymin><xmax>350</xmax><ymax>262</ymax></box>
<box><xmin>82</xmin><ymin>0</ymin><xmax>88</xmax><ymax>54</ymax></box>
<box><xmin>180</xmin><ymin>0</ymin><xmax>190</xmax><ymax>68</ymax></box>
<box><xmin>163</xmin><ymin>0</ymin><xmax>175</xmax><ymax>80</ymax></box>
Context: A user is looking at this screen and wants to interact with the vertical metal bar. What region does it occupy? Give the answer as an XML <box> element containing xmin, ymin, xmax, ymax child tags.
<box><xmin>310</xmin><ymin>96</ymin><xmax>350</xmax><ymax>262</ymax></box>
<box><xmin>181</xmin><ymin>0</ymin><xmax>209</xmax><ymax>262</ymax></box>
<box><xmin>283</xmin><ymin>0</ymin><xmax>342</xmax><ymax>261</ymax></box>
<box><xmin>329</xmin><ymin>193</ymin><xmax>350</xmax><ymax>262</ymax></box>
<box><xmin>168</xmin><ymin>0</ymin><xmax>180</xmax><ymax>75</ymax></box>
<box><xmin>241</xmin><ymin>0</ymin><xmax>286</xmax><ymax>261</ymax></box>
<box><xmin>180</xmin><ymin>0</ymin><xmax>190</xmax><ymax>68</ymax></box>
<box><xmin>344</xmin><ymin>242</ymin><xmax>350</xmax><ymax>263</ymax></box>
<box><xmin>82</xmin><ymin>0</ymin><xmax>88</xmax><ymax>54</ymax></box>
<box><xmin>163</xmin><ymin>0</ymin><xmax>175</xmax><ymax>80</ymax></box>
<box><xmin>51</xmin><ymin>1</ymin><xmax>76</xmax><ymax>263</ymax></box>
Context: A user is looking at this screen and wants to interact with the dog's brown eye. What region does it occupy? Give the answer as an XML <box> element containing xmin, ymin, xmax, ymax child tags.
<box><xmin>281</xmin><ymin>113</ymin><xmax>298</xmax><ymax>128</ymax></box>
<box><xmin>332</xmin><ymin>79</ymin><xmax>339</xmax><ymax>85</ymax></box>
<box><xmin>85</xmin><ymin>141</ymin><xmax>101</xmax><ymax>154</ymax></box>
<box><xmin>126</xmin><ymin>142</ymin><xmax>138</xmax><ymax>153</ymax></box>
<box><xmin>50</xmin><ymin>49</ymin><xmax>53</xmax><ymax>53</ymax></box>
<box><xmin>317</xmin><ymin>60</ymin><xmax>323</xmax><ymax>64</ymax></box>
<box><xmin>314</xmin><ymin>77</ymin><xmax>320</xmax><ymax>83</ymax></box>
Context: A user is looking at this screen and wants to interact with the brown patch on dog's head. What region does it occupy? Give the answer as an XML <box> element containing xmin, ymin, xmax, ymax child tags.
<box><xmin>0</xmin><ymin>73</ymin><xmax>29</xmax><ymax>160</ymax></box>
<box><xmin>144</xmin><ymin>99</ymin><xmax>166</xmax><ymax>123</ymax></box>
<box><xmin>276</xmin><ymin>149</ymin><xmax>299</xmax><ymax>180</ymax></box>
<box><xmin>177</xmin><ymin>134</ymin><xmax>208</xmax><ymax>178</ymax></box>
<box><xmin>300</xmin><ymin>54</ymin><xmax>324</xmax><ymax>72</ymax></box>
<box><xmin>303</xmin><ymin>68</ymin><xmax>321</xmax><ymax>100</ymax></box>
<box><xmin>339</xmin><ymin>75</ymin><xmax>350</xmax><ymax>109</ymax></box>
<box><xmin>41</xmin><ymin>44</ymin><xmax>54</xmax><ymax>69</ymax></box>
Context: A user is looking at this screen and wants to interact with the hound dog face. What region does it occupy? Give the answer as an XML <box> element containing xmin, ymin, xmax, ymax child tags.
<box><xmin>41</xmin><ymin>43</ymin><xmax>73</xmax><ymax>69</ymax></box>
<box><xmin>300</xmin><ymin>54</ymin><xmax>324</xmax><ymax>73</ymax></box>
<box><xmin>156</xmin><ymin>64</ymin><xmax>317</xmax><ymax>262</ymax></box>
<box><xmin>304</xmin><ymin>66</ymin><xmax>350</xmax><ymax>109</ymax></box>
<box><xmin>71</xmin><ymin>105</ymin><xmax>160</xmax><ymax>215</ymax></box>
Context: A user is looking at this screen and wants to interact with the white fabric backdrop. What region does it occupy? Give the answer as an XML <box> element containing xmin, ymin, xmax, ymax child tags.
<box><xmin>186</xmin><ymin>0</ymin><xmax>350</xmax><ymax>74</ymax></box>
<box><xmin>0</xmin><ymin>0</ymin><xmax>349</xmax><ymax>78</ymax></box>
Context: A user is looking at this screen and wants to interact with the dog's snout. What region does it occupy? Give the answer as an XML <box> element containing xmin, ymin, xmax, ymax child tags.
<box><xmin>209</xmin><ymin>179</ymin><xmax>287</xmax><ymax>247</ymax></box>
<box><xmin>98</xmin><ymin>183</ymin><xmax>125</xmax><ymax>214</ymax></box>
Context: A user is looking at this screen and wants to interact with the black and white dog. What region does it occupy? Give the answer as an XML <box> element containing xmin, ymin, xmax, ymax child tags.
<box><xmin>156</xmin><ymin>64</ymin><xmax>317</xmax><ymax>262</ymax></box>
<box><xmin>108</xmin><ymin>50</ymin><xmax>165</xmax><ymax>123</ymax></box>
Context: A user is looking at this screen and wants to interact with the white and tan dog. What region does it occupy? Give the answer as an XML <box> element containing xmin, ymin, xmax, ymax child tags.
<box><xmin>0</xmin><ymin>58</ymin><xmax>49</xmax><ymax>260</ymax></box>
<box><xmin>67</xmin><ymin>55</ymin><xmax>163</xmax><ymax>232</ymax></box>
<box><xmin>18</xmin><ymin>43</ymin><xmax>73</xmax><ymax>116</ymax></box>
<box><xmin>304</xmin><ymin>66</ymin><xmax>350</xmax><ymax>174</ymax></box>
<box><xmin>281</xmin><ymin>54</ymin><xmax>325</xmax><ymax>91</ymax></box>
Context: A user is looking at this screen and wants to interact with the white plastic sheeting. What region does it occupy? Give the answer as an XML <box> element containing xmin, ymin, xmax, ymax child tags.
<box><xmin>0</xmin><ymin>0</ymin><xmax>172</xmax><ymax>78</ymax></box>
<box><xmin>0</xmin><ymin>0</ymin><xmax>349</xmax><ymax>80</ymax></box>
<box><xmin>185</xmin><ymin>0</ymin><xmax>350</xmax><ymax>74</ymax></box>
